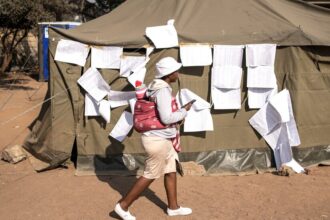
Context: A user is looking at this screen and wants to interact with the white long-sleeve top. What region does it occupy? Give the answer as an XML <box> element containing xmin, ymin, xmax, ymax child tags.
<box><xmin>143</xmin><ymin>79</ymin><xmax>187</xmax><ymax>138</ymax></box>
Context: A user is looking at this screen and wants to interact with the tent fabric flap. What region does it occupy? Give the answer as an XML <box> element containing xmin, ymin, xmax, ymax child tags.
<box><xmin>75</xmin><ymin>145</ymin><xmax>330</xmax><ymax>176</ymax></box>
<box><xmin>53</xmin><ymin>0</ymin><xmax>330</xmax><ymax>47</ymax></box>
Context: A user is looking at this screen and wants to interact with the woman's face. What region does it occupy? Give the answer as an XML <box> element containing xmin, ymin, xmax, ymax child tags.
<box><xmin>168</xmin><ymin>71</ymin><xmax>179</xmax><ymax>82</ymax></box>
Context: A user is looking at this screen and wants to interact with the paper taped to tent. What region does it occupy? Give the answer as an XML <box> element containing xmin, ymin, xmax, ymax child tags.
<box><xmin>23</xmin><ymin>0</ymin><xmax>330</xmax><ymax>175</ymax></box>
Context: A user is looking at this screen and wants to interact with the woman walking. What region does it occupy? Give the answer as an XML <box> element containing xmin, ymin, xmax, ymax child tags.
<box><xmin>114</xmin><ymin>57</ymin><xmax>193</xmax><ymax>220</ymax></box>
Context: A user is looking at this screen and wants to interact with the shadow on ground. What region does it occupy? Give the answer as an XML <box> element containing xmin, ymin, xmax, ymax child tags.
<box><xmin>0</xmin><ymin>75</ymin><xmax>36</xmax><ymax>91</ymax></box>
<box><xmin>97</xmin><ymin>173</ymin><xmax>167</xmax><ymax>219</ymax></box>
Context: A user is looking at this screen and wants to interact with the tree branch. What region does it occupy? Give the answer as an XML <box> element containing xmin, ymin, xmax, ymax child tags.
<box><xmin>13</xmin><ymin>28</ymin><xmax>28</xmax><ymax>49</ymax></box>
<box><xmin>9</xmin><ymin>29</ymin><xmax>19</xmax><ymax>51</ymax></box>
<box><xmin>1</xmin><ymin>29</ymin><xmax>13</xmax><ymax>51</ymax></box>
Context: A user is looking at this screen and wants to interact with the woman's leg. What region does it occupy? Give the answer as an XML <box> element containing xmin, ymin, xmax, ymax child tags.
<box><xmin>164</xmin><ymin>171</ymin><xmax>193</xmax><ymax>216</ymax></box>
<box><xmin>119</xmin><ymin>176</ymin><xmax>155</xmax><ymax>210</ymax></box>
<box><xmin>164</xmin><ymin>172</ymin><xmax>179</xmax><ymax>209</ymax></box>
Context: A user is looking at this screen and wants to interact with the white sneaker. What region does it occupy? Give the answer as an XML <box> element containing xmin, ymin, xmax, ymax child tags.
<box><xmin>114</xmin><ymin>203</ymin><xmax>136</xmax><ymax>220</ymax></box>
<box><xmin>167</xmin><ymin>206</ymin><xmax>192</xmax><ymax>216</ymax></box>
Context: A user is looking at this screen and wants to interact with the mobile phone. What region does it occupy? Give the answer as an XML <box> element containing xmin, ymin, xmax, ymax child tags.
<box><xmin>182</xmin><ymin>99</ymin><xmax>196</xmax><ymax>108</ymax></box>
<box><xmin>188</xmin><ymin>99</ymin><xmax>196</xmax><ymax>104</ymax></box>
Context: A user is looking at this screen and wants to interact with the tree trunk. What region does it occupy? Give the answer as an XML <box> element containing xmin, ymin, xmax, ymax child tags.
<box><xmin>0</xmin><ymin>52</ymin><xmax>13</xmax><ymax>75</ymax></box>
<box><xmin>0</xmin><ymin>28</ymin><xmax>28</xmax><ymax>77</ymax></box>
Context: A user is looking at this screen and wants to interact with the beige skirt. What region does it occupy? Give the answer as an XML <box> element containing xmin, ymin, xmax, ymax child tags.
<box><xmin>141</xmin><ymin>135</ymin><xmax>178</xmax><ymax>179</ymax></box>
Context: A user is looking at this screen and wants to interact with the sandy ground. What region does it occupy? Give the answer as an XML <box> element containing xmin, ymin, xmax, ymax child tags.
<box><xmin>0</xmin><ymin>74</ymin><xmax>329</xmax><ymax>220</ymax></box>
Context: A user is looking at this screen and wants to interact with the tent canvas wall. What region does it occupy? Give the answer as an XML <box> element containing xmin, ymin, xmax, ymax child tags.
<box><xmin>24</xmin><ymin>0</ymin><xmax>330</xmax><ymax>174</ymax></box>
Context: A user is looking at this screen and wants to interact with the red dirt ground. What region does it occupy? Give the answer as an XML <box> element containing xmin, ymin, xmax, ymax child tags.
<box><xmin>0</xmin><ymin>74</ymin><xmax>329</xmax><ymax>220</ymax></box>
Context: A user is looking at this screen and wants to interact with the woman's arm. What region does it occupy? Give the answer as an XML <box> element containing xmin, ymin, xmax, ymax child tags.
<box><xmin>155</xmin><ymin>88</ymin><xmax>187</xmax><ymax>125</ymax></box>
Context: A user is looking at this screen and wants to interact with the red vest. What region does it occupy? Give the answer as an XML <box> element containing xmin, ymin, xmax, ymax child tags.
<box><xmin>133</xmin><ymin>97</ymin><xmax>178</xmax><ymax>133</ymax></box>
<box><xmin>133</xmin><ymin>97</ymin><xmax>181</xmax><ymax>152</ymax></box>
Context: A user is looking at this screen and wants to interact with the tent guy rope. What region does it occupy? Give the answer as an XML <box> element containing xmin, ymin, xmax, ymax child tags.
<box><xmin>0</xmin><ymin>86</ymin><xmax>73</xmax><ymax>127</ymax></box>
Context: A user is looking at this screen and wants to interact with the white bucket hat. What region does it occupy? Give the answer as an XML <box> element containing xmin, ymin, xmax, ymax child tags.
<box><xmin>155</xmin><ymin>57</ymin><xmax>182</xmax><ymax>78</ymax></box>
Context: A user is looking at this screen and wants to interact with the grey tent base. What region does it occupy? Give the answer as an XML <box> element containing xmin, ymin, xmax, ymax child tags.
<box><xmin>75</xmin><ymin>145</ymin><xmax>330</xmax><ymax>176</ymax></box>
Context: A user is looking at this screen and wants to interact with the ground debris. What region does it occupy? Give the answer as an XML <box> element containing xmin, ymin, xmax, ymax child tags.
<box><xmin>1</xmin><ymin>145</ymin><xmax>26</xmax><ymax>164</ymax></box>
<box><xmin>181</xmin><ymin>161</ymin><xmax>206</xmax><ymax>176</ymax></box>
<box><xmin>276</xmin><ymin>165</ymin><xmax>312</xmax><ymax>176</ymax></box>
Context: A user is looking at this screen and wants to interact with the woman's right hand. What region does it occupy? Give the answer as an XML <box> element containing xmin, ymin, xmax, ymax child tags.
<box><xmin>183</xmin><ymin>102</ymin><xmax>193</xmax><ymax>111</ymax></box>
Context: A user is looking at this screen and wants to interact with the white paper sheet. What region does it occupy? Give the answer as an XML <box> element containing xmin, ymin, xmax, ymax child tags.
<box><xmin>129</xmin><ymin>98</ymin><xmax>137</xmax><ymax>114</ymax></box>
<box><xmin>119</xmin><ymin>56</ymin><xmax>146</xmax><ymax>77</ymax></box>
<box><xmin>211</xmin><ymin>87</ymin><xmax>241</xmax><ymax>109</ymax></box>
<box><xmin>269</xmin><ymin>89</ymin><xmax>291</xmax><ymax>123</ymax></box>
<box><xmin>77</xmin><ymin>67</ymin><xmax>110</xmax><ymax>102</ymax></box>
<box><xmin>54</xmin><ymin>39</ymin><xmax>89</xmax><ymax>66</ymax></box>
<box><xmin>286</xmin><ymin>117</ymin><xmax>301</xmax><ymax>147</ymax></box>
<box><xmin>246</xmin><ymin>44</ymin><xmax>276</xmax><ymax>67</ymax></box>
<box><xmin>84</xmin><ymin>93</ymin><xmax>100</xmax><ymax>116</ymax></box>
<box><xmin>128</xmin><ymin>67</ymin><xmax>147</xmax><ymax>88</ymax></box>
<box><xmin>247</xmin><ymin>66</ymin><xmax>277</xmax><ymax>88</ymax></box>
<box><xmin>212</xmin><ymin>66</ymin><xmax>242</xmax><ymax>89</ymax></box>
<box><xmin>179</xmin><ymin>45</ymin><xmax>213</xmax><ymax>67</ymax></box>
<box><xmin>177</xmin><ymin>88</ymin><xmax>211</xmax><ymax>111</ymax></box>
<box><xmin>108</xmin><ymin>90</ymin><xmax>136</xmax><ymax>108</ymax></box>
<box><xmin>184</xmin><ymin>109</ymin><xmax>214</xmax><ymax>132</ymax></box>
<box><xmin>108</xmin><ymin>90</ymin><xmax>136</xmax><ymax>102</ymax></box>
<box><xmin>248</xmin><ymin>86</ymin><xmax>277</xmax><ymax>109</ymax></box>
<box><xmin>269</xmin><ymin>89</ymin><xmax>300</xmax><ymax>146</ymax></box>
<box><xmin>249</xmin><ymin>104</ymin><xmax>282</xmax><ymax>138</ymax></box>
<box><xmin>109</xmin><ymin>100</ymin><xmax>129</xmax><ymax>109</ymax></box>
<box><xmin>263</xmin><ymin>126</ymin><xmax>303</xmax><ymax>173</ymax></box>
<box><xmin>249</xmin><ymin>89</ymin><xmax>302</xmax><ymax>171</ymax></box>
<box><xmin>283</xmin><ymin>159</ymin><xmax>305</xmax><ymax>173</ymax></box>
<box><xmin>91</xmin><ymin>46</ymin><xmax>123</xmax><ymax>69</ymax></box>
<box><xmin>109</xmin><ymin>111</ymin><xmax>134</xmax><ymax>142</ymax></box>
<box><xmin>145</xmin><ymin>21</ymin><xmax>179</xmax><ymax>48</ymax></box>
<box><xmin>175</xmin><ymin>89</ymin><xmax>213</xmax><ymax>132</ymax></box>
<box><xmin>213</xmin><ymin>45</ymin><xmax>244</xmax><ymax>67</ymax></box>
<box><xmin>99</xmin><ymin>100</ymin><xmax>111</xmax><ymax>123</ymax></box>
<box><xmin>146</xmin><ymin>47</ymin><xmax>155</xmax><ymax>58</ymax></box>
<box><xmin>258</xmin><ymin>92</ymin><xmax>300</xmax><ymax>146</ymax></box>
<box><xmin>266</xmin><ymin>124</ymin><xmax>293</xmax><ymax>168</ymax></box>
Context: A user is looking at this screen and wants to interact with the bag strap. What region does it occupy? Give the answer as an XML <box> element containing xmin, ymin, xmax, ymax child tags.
<box><xmin>177</xmin><ymin>78</ymin><xmax>183</xmax><ymax>106</ymax></box>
